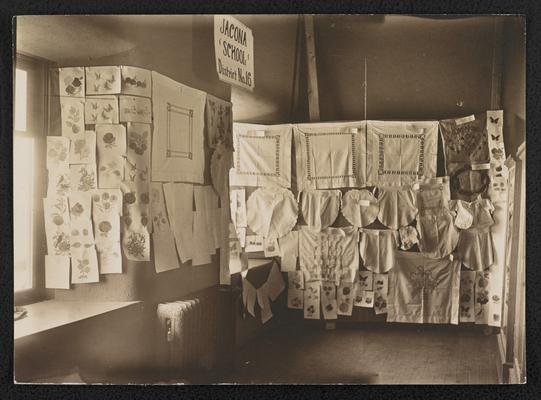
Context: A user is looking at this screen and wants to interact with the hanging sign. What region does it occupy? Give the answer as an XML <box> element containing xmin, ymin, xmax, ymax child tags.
<box><xmin>214</xmin><ymin>15</ymin><xmax>255</xmax><ymax>91</ymax></box>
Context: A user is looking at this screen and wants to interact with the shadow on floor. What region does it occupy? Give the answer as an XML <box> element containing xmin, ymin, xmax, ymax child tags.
<box><xmin>215</xmin><ymin>321</ymin><xmax>500</xmax><ymax>384</ymax></box>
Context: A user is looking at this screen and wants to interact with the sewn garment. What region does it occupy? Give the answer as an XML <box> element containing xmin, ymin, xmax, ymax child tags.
<box><xmin>387</xmin><ymin>251</ymin><xmax>461</xmax><ymax>325</ymax></box>
<box><xmin>359</xmin><ymin>229</ymin><xmax>398</xmax><ymax>273</ymax></box>
<box><xmin>366</xmin><ymin>120</ymin><xmax>438</xmax><ymax>186</ymax></box>
<box><xmin>451</xmin><ymin>197</ymin><xmax>495</xmax><ymax>271</ymax></box>
<box><xmin>341</xmin><ymin>189</ymin><xmax>379</xmax><ymax>227</ymax></box>
<box><xmin>415</xmin><ymin>178</ymin><xmax>459</xmax><ymax>259</ymax></box>
<box><xmin>300</xmin><ymin>189</ymin><xmax>341</xmax><ymax>231</ymax></box>
<box><xmin>298</xmin><ymin>226</ymin><xmax>359</xmax><ymax>285</ymax></box>
<box><xmin>246</xmin><ymin>187</ymin><xmax>298</xmax><ymax>239</ymax></box>
<box><xmin>376</xmin><ymin>186</ymin><xmax>418</xmax><ymax>229</ymax></box>
<box><xmin>293</xmin><ymin>122</ymin><xmax>366</xmax><ymax>191</ymax></box>
<box><xmin>232</xmin><ymin>123</ymin><xmax>292</xmax><ymax>188</ymax></box>
<box><xmin>151</xmin><ymin>71</ymin><xmax>206</xmax><ymax>183</ymax></box>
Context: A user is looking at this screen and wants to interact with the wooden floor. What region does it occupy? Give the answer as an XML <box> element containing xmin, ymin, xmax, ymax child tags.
<box><xmin>219</xmin><ymin>322</ymin><xmax>500</xmax><ymax>384</ymax></box>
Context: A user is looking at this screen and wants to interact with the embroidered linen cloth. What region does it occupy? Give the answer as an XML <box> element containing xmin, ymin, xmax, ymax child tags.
<box><xmin>440</xmin><ymin>113</ymin><xmax>491</xmax><ymax>201</ymax></box>
<box><xmin>366</xmin><ymin>120</ymin><xmax>438</xmax><ymax>186</ymax></box>
<box><xmin>387</xmin><ymin>251</ymin><xmax>461</xmax><ymax>325</ymax></box>
<box><xmin>151</xmin><ymin>71</ymin><xmax>206</xmax><ymax>183</ymax></box>
<box><xmin>246</xmin><ymin>187</ymin><xmax>298</xmax><ymax>239</ymax></box>
<box><xmin>300</xmin><ymin>189</ymin><xmax>341</xmax><ymax>231</ymax></box>
<box><xmin>294</xmin><ymin>121</ymin><xmax>366</xmax><ymax>191</ymax></box>
<box><xmin>299</xmin><ymin>226</ymin><xmax>358</xmax><ymax>285</ymax></box>
<box><xmin>232</xmin><ymin>123</ymin><xmax>292</xmax><ymax>188</ymax></box>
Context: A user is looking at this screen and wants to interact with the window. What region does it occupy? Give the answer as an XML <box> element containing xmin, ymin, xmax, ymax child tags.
<box><xmin>14</xmin><ymin>54</ymin><xmax>48</xmax><ymax>304</ymax></box>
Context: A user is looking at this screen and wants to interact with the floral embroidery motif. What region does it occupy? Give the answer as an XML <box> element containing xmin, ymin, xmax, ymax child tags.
<box><xmin>76</xmin><ymin>167</ymin><xmax>96</xmax><ymax>192</ymax></box>
<box><xmin>409</xmin><ymin>266</ymin><xmax>438</xmax><ymax>292</ymax></box>
<box><xmin>65</xmin><ymin>105</ymin><xmax>82</xmax><ymax>135</ymax></box>
<box><xmin>53</xmin><ymin>231</ymin><xmax>70</xmax><ymax>254</ymax></box>
<box><xmin>98</xmin><ymin>220</ymin><xmax>113</xmax><ymax>237</ymax></box>
<box><xmin>128</xmin><ymin>128</ymin><xmax>149</xmax><ymax>155</ymax></box>
<box><xmin>47</xmin><ymin>138</ymin><xmax>69</xmax><ymax>165</ymax></box>
<box><xmin>102</xmin><ymin>132</ymin><xmax>117</xmax><ymax>149</ymax></box>
<box><xmin>124</xmin><ymin>231</ymin><xmax>147</xmax><ymax>258</ymax></box>
<box><xmin>75</xmin><ymin>256</ymin><xmax>91</xmax><ymax>279</ymax></box>
<box><xmin>64</xmin><ymin>76</ymin><xmax>83</xmax><ymax>96</ymax></box>
<box><xmin>92</xmin><ymin>190</ymin><xmax>121</xmax><ymax>214</ymax></box>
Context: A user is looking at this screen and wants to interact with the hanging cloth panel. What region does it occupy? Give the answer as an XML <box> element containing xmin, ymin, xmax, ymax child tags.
<box><xmin>366</xmin><ymin>120</ymin><xmax>438</xmax><ymax>186</ymax></box>
<box><xmin>293</xmin><ymin>121</ymin><xmax>366</xmax><ymax>192</ymax></box>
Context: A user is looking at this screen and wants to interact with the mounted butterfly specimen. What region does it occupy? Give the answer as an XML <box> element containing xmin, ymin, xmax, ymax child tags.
<box><xmin>489</xmin><ymin>116</ymin><xmax>499</xmax><ymax>124</ymax></box>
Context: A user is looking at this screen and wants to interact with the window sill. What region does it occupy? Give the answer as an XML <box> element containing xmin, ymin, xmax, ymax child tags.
<box><xmin>14</xmin><ymin>299</ymin><xmax>141</xmax><ymax>341</ymax></box>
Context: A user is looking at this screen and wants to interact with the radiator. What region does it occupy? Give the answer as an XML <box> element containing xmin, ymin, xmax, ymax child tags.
<box><xmin>156</xmin><ymin>287</ymin><xmax>236</xmax><ymax>374</ymax></box>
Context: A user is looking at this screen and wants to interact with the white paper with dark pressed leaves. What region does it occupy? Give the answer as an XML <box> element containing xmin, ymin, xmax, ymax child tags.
<box><xmin>126</xmin><ymin>123</ymin><xmax>151</xmax><ymax>185</ymax></box>
<box><xmin>288</xmin><ymin>270</ymin><xmax>304</xmax><ymax>290</ymax></box>
<box><xmin>119</xmin><ymin>96</ymin><xmax>152</xmax><ymax>123</ymax></box>
<box><xmin>69</xmin><ymin>219</ymin><xmax>95</xmax><ymax>252</ymax></box>
<box><xmin>45</xmin><ymin>255</ymin><xmax>71</xmax><ymax>289</ymax></box>
<box><xmin>69</xmin><ymin>130</ymin><xmax>96</xmax><ymax>165</ymax></box>
<box><xmin>337</xmin><ymin>282</ymin><xmax>354</xmax><ymax>316</ymax></box>
<box><xmin>287</xmin><ymin>288</ymin><xmax>303</xmax><ymax>309</ymax></box>
<box><xmin>71</xmin><ymin>247</ymin><xmax>99</xmax><ymax>284</ymax></box>
<box><xmin>373</xmin><ymin>273</ymin><xmax>389</xmax><ymax>315</ymax></box>
<box><xmin>92</xmin><ymin>189</ymin><xmax>123</xmax><ymax>216</ymax></box>
<box><xmin>84</xmin><ymin>95</ymin><xmax>119</xmax><ymax>124</ymax></box>
<box><xmin>85</xmin><ymin>66</ymin><xmax>121</xmax><ymax>95</ymax></box>
<box><xmin>69</xmin><ymin>164</ymin><xmax>97</xmax><ymax>193</ymax></box>
<box><xmin>122</xmin><ymin>226</ymin><xmax>150</xmax><ymax>262</ymax></box>
<box><xmin>321</xmin><ymin>282</ymin><xmax>338</xmax><ymax>320</ymax></box>
<box><xmin>121</xmin><ymin>181</ymin><xmax>151</xmax><ymax>232</ymax></box>
<box><xmin>121</xmin><ymin>66</ymin><xmax>151</xmax><ymax>97</ymax></box>
<box><xmin>60</xmin><ymin>98</ymin><xmax>85</xmax><ymax>139</ymax></box>
<box><xmin>44</xmin><ymin>196</ymin><xmax>71</xmax><ymax>256</ymax></box>
<box><xmin>357</xmin><ymin>270</ymin><xmax>374</xmax><ymax>292</ymax></box>
<box><xmin>47</xmin><ymin>166</ymin><xmax>71</xmax><ymax>197</ymax></box>
<box><xmin>93</xmin><ymin>209</ymin><xmax>120</xmax><ymax>253</ymax></box>
<box><xmin>96</xmin><ymin>124</ymin><xmax>126</xmax><ymax>189</ymax></box>
<box><xmin>47</xmin><ymin>136</ymin><xmax>70</xmax><ymax>169</ymax></box>
<box><xmin>98</xmin><ymin>241</ymin><xmax>123</xmax><ymax>274</ymax></box>
<box><xmin>58</xmin><ymin>67</ymin><xmax>85</xmax><ymax>98</ymax></box>
<box><xmin>359</xmin><ymin>290</ymin><xmax>375</xmax><ymax>308</ymax></box>
<box><xmin>304</xmin><ymin>282</ymin><xmax>321</xmax><ymax>320</ymax></box>
<box><xmin>69</xmin><ymin>192</ymin><xmax>92</xmax><ymax>222</ymax></box>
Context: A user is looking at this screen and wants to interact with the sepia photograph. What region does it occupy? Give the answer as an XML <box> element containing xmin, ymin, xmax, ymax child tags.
<box><xmin>12</xmin><ymin>14</ymin><xmax>525</xmax><ymax>385</ymax></box>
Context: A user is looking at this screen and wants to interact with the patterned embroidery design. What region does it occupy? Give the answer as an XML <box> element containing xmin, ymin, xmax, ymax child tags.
<box><xmin>409</xmin><ymin>265</ymin><xmax>438</xmax><ymax>292</ymax></box>
<box><xmin>304</xmin><ymin>131</ymin><xmax>357</xmax><ymax>180</ymax></box>
<box><xmin>377</xmin><ymin>133</ymin><xmax>425</xmax><ymax>176</ymax></box>
<box><xmin>444</xmin><ymin>122</ymin><xmax>487</xmax><ymax>158</ymax></box>
<box><xmin>236</xmin><ymin>134</ymin><xmax>281</xmax><ymax>177</ymax></box>
<box><xmin>166</xmin><ymin>103</ymin><xmax>193</xmax><ymax>159</ymax></box>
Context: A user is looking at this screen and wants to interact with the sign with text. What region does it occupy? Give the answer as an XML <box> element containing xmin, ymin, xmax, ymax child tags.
<box><xmin>214</xmin><ymin>15</ymin><xmax>254</xmax><ymax>91</ymax></box>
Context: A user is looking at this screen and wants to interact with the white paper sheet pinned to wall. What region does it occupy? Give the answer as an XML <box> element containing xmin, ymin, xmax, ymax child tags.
<box><xmin>45</xmin><ymin>255</ymin><xmax>71</xmax><ymax>289</ymax></box>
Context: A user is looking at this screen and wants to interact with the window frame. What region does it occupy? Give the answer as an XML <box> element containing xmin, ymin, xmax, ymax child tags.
<box><xmin>14</xmin><ymin>52</ymin><xmax>51</xmax><ymax>306</ymax></box>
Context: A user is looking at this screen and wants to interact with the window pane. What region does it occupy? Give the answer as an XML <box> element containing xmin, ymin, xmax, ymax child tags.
<box><xmin>14</xmin><ymin>136</ymin><xmax>34</xmax><ymax>291</ymax></box>
<box><xmin>15</xmin><ymin>68</ymin><xmax>27</xmax><ymax>132</ymax></box>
